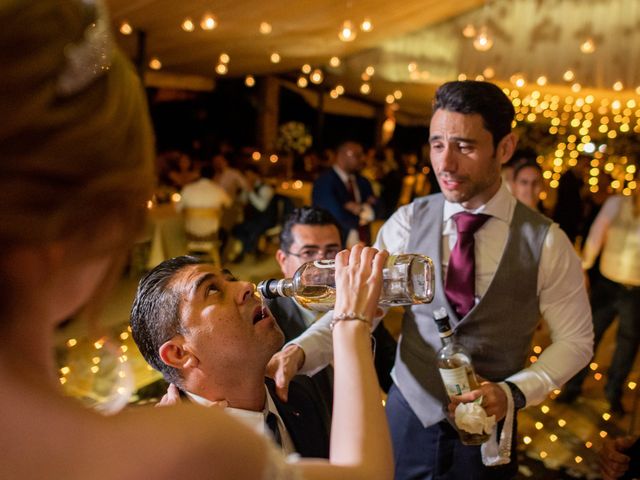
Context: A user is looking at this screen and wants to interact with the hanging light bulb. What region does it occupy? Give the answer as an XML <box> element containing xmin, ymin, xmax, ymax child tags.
<box><xmin>613</xmin><ymin>81</ymin><xmax>623</xmax><ymax>91</ymax></box>
<box><xmin>297</xmin><ymin>76</ymin><xmax>308</xmax><ymax>88</ymax></box>
<box><xmin>483</xmin><ymin>66</ymin><xmax>495</xmax><ymax>79</ymax></box>
<box><xmin>536</xmin><ymin>75</ymin><xmax>548</xmax><ymax>86</ymax></box>
<box><xmin>563</xmin><ymin>69</ymin><xmax>575</xmax><ymax>82</ymax></box>
<box><xmin>310</xmin><ymin>69</ymin><xmax>324</xmax><ymax>84</ymax></box>
<box><xmin>580</xmin><ymin>37</ymin><xmax>596</xmax><ymax>54</ymax></box>
<box><xmin>360</xmin><ymin>18</ymin><xmax>373</xmax><ymax>32</ymax></box>
<box><xmin>473</xmin><ymin>26</ymin><xmax>493</xmax><ymax>51</ymax></box>
<box><xmin>270</xmin><ymin>52</ymin><xmax>281</xmax><ymax>64</ymax></box>
<box><xmin>200</xmin><ymin>13</ymin><xmax>217</xmax><ymax>30</ymax></box>
<box><xmin>148</xmin><ymin>57</ymin><xmax>162</xmax><ymax>70</ymax></box>
<box><xmin>181</xmin><ymin>18</ymin><xmax>195</xmax><ymax>32</ymax></box>
<box><xmin>119</xmin><ymin>21</ymin><xmax>133</xmax><ymax>35</ymax></box>
<box><xmin>329</xmin><ymin>56</ymin><xmax>341</xmax><ymax>68</ymax></box>
<box><xmin>259</xmin><ymin>22</ymin><xmax>272</xmax><ymax>34</ymax></box>
<box><xmin>338</xmin><ymin>20</ymin><xmax>357</xmax><ymax>42</ymax></box>
<box><xmin>301</xmin><ymin>64</ymin><xmax>312</xmax><ymax>74</ymax></box>
<box><xmin>245</xmin><ymin>75</ymin><xmax>256</xmax><ymax>87</ymax></box>
<box><xmin>219</xmin><ymin>53</ymin><xmax>230</xmax><ymax>64</ymax></box>
<box><xmin>462</xmin><ymin>24</ymin><xmax>476</xmax><ymax>38</ymax></box>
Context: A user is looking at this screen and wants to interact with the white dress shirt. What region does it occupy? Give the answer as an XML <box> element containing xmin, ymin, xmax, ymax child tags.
<box><xmin>186</xmin><ymin>387</ymin><xmax>296</xmax><ymax>455</ymax></box>
<box><xmin>292</xmin><ymin>183</ymin><xmax>593</xmax><ymax>407</ymax></box>
<box><xmin>582</xmin><ymin>195</ymin><xmax>640</xmax><ymax>286</ymax></box>
<box><xmin>177</xmin><ymin>178</ymin><xmax>232</xmax><ymax>236</ymax></box>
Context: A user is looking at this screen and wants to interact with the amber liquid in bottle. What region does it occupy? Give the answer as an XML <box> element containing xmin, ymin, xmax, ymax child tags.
<box><xmin>433</xmin><ymin>307</ymin><xmax>490</xmax><ymax>445</ymax></box>
<box><xmin>257</xmin><ymin>254</ymin><xmax>434</xmax><ymax>313</ymax></box>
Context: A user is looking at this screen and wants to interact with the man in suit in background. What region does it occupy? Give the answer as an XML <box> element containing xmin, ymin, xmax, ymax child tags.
<box><xmin>269</xmin><ymin>207</ymin><xmax>397</xmax><ymax>403</ymax></box>
<box><xmin>312</xmin><ymin>141</ymin><xmax>378</xmax><ymax>246</ymax></box>
<box><xmin>130</xmin><ymin>255</ymin><xmax>330</xmax><ymax>458</ymax></box>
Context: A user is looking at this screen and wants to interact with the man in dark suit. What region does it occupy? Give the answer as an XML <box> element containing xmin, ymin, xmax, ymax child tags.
<box><xmin>312</xmin><ymin>141</ymin><xmax>378</xmax><ymax>246</ymax></box>
<box><xmin>130</xmin><ymin>255</ymin><xmax>330</xmax><ymax>458</ymax></box>
<box><xmin>270</xmin><ymin>207</ymin><xmax>396</xmax><ymax>400</ymax></box>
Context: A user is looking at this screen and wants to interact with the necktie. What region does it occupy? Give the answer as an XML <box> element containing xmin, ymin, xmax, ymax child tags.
<box><xmin>346</xmin><ymin>176</ymin><xmax>371</xmax><ymax>244</ymax></box>
<box><xmin>265</xmin><ymin>411</ymin><xmax>283</xmax><ymax>448</ymax></box>
<box><xmin>445</xmin><ymin>212</ymin><xmax>490</xmax><ymax>318</ymax></box>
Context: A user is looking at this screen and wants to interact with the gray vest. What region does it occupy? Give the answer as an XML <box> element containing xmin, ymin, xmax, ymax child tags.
<box><xmin>394</xmin><ymin>193</ymin><xmax>551</xmax><ymax>427</ymax></box>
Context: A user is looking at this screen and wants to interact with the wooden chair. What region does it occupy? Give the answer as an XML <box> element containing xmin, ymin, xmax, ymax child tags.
<box><xmin>183</xmin><ymin>207</ymin><xmax>224</xmax><ymax>267</ymax></box>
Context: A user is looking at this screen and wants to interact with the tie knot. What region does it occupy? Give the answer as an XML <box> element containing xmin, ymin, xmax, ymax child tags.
<box><xmin>452</xmin><ymin>212</ymin><xmax>490</xmax><ymax>234</ymax></box>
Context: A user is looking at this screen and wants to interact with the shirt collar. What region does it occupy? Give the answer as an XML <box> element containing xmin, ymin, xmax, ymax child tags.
<box><xmin>443</xmin><ymin>181</ymin><xmax>515</xmax><ymax>224</ymax></box>
<box><xmin>332</xmin><ymin>165</ymin><xmax>351</xmax><ymax>184</ymax></box>
<box><xmin>185</xmin><ymin>386</ymin><xmax>281</xmax><ymax>428</ymax></box>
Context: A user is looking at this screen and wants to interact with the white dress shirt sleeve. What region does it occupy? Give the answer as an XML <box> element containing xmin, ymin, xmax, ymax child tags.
<box><xmin>506</xmin><ymin>223</ymin><xmax>594</xmax><ymax>406</ymax></box>
<box><xmin>291</xmin><ymin>205</ymin><xmax>414</xmax><ymax>375</ymax></box>
<box><xmin>249</xmin><ymin>183</ymin><xmax>275</xmax><ymax>212</ymax></box>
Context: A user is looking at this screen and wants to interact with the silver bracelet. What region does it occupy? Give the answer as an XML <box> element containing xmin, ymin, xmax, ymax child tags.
<box><xmin>329</xmin><ymin>311</ymin><xmax>370</xmax><ymax>330</ymax></box>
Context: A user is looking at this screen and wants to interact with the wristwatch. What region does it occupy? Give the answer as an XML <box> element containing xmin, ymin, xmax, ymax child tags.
<box><xmin>505</xmin><ymin>381</ymin><xmax>526</xmax><ymax>410</ymax></box>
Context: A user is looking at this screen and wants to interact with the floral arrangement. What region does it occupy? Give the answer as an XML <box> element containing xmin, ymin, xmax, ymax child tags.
<box><xmin>276</xmin><ymin>121</ymin><xmax>313</xmax><ymax>154</ymax></box>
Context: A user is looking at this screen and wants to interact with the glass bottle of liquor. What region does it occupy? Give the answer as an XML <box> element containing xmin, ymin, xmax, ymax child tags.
<box><xmin>433</xmin><ymin>307</ymin><xmax>490</xmax><ymax>445</ymax></box>
<box><xmin>257</xmin><ymin>254</ymin><xmax>434</xmax><ymax>312</ymax></box>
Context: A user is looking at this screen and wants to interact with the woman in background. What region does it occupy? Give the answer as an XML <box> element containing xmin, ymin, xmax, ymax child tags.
<box><xmin>511</xmin><ymin>159</ymin><xmax>545</xmax><ymax>213</ymax></box>
<box><xmin>0</xmin><ymin>1</ymin><xmax>392</xmax><ymax>479</ymax></box>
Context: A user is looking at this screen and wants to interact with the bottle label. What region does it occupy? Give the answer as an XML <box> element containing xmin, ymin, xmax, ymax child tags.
<box><xmin>439</xmin><ymin>366</ymin><xmax>471</xmax><ymax>397</ymax></box>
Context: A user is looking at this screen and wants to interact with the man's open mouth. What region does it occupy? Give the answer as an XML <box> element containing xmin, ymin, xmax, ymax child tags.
<box><xmin>253</xmin><ymin>306</ymin><xmax>270</xmax><ymax>324</ymax></box>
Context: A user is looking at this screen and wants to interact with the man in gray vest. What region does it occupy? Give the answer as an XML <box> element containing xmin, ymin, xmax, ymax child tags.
<box><xmin>267</xmin><ymin>81</ymin><xmax>593</xmax><ymax>479</ymax></box>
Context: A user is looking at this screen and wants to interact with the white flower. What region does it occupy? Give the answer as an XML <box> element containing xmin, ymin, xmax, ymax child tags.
<box><xmin>276</xmin><ymin>121</ymin><xmax>313</xmax><ymax>154</ymax></box>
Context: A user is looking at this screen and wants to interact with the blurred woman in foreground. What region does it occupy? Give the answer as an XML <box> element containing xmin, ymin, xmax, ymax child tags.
<box><xmin>0</xmin><ymin>1</ymin><xmax>392</xmax><ymax>479</ymax></box>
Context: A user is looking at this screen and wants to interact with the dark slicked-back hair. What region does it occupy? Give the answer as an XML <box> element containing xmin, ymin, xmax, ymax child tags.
<box><xmin>279</xmin><ymin>206</ymin><xmax>342</xmax><ymax>253</ymax></box>
<box><xmin>433</xmin><ymin>81</ymin><xmax>515</xmax><ymax>148</ymax></box>
<box><xmin>130</xmin><ymin>256</ymin><xmax>206</xmax><ymax>386</ymax></box>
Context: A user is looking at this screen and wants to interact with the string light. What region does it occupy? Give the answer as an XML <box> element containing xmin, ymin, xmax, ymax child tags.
<box><xmin>462</xmin><ymin>24</ymin><xmax>476</xmax><ymax>38</ymax></box>
<box><xmin>580</xmin><ymin>38</ymin><xmax>596</xmax><ymax>54</ymax></box>
<box><xmin>473</xmin><ymin>26</ymin><xmax>494</xmax><ymax>51</ymax></box>
<box><xmin>259</xmin><ymin>22</ymin><xmax>272</xmax><ymax>34</ymax></box>
<box><xmin>148</xmin><ymin>57</ymin><xmax>162</xmax><ymax>70</ymax></box>
<box><xmin>329</xmin><ymin>56</ymin><xmax>341</xmax><ymax>68</ymax></box>
<box><xmin>270</xmin><ymin>52</ymin><xmax>281</xmax><ymax>64</ymax></box>
<box><xmin>181</xmin><ymin>18</ymin><xmax>195</xmax><ymax>32</ymax></box>
<box><xmin>200</xmin><ymin>13</ymin><xmax>217</xmax><ymax>30</ymax></box>
<box><xmin>309</xmin><ymin>69</ymin><xmax>324</xmax><ymax>84</ymax></box>
<box><xmin>360</xmin><ymin>18</ymin><xmax>373</xmax><ymax>32</ymax></box>
<box><xmin>119</xmin><ymin>21</ymin><xmax>133</xmax><ymax>35</ymax></box>
<box><xmin>339</xmin><ymin>20</ymin><xmax>357</xmax><ymax>42</ymax></box>
<box><xmin>245</xmin><ymin>75</ymin><xmax>256</xmax><ymax>87</ymax></box>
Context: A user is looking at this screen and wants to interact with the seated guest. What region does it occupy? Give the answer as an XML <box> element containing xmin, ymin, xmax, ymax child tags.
<box><xmin>312</xmin><ymin>141</ymin><xmax>378</xmax><ymax>246</ymax></box>
<box><xmin>271</xmin><ymin>207</ymin><xmax>397</xmax><ymax>396</ymax></box>
<box><xmin>177</xmin><ymin>164</ymin><xmax>232</xmax><ymax>239</ymax></box>
<box><xmin>232</xmin><ymin>166</ymin><xmax>291</xmax><ymax>260</ymax></box>
<box><xmin>130</xmin><ymin>256</ymin><xmax>330</xmax><ymax>458</ymax></box>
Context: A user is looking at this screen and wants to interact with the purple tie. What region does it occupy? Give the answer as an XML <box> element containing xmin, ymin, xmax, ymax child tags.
<box><xmin>445</xmin><ymin>212</ymin><xmax>490</xmax><ymax>318</ymax></box>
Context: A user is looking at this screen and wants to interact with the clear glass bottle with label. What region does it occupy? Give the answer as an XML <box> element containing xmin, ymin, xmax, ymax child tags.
<box><xmin>433</xmin><ymin>307</ymin><xmax>490</xmax><ymax>445</ymax></box>
<box><xmin>257</xmin><ymin>254</ymin><xmax>434</xmax><ymax>312</ymax></box>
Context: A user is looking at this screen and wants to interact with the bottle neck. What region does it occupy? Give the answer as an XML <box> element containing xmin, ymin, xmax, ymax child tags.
<box><xmin>258</xmin><ymin>278</ymin><xmax>295</xmax><ymax>299</ymax></box>
<box><xmin>439</xmin><ymin>331</ymin><xmax>454</xmax><ymax>346</ymax></box>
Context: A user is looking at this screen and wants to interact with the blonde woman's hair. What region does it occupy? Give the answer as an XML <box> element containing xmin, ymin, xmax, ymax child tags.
<box><xmin>0</xmin><ymin>0</ymin><xmax>155</xmax><ymax>252</ymax></box>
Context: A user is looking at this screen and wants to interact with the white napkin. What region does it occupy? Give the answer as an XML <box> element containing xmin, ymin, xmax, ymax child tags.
<box><xmin>454</xmin><ymin>401</ymin><xmax>496</xmax><ymax>435</ymax></box>
<box><xmin>480</xmin><ymin>382</ymin><xmax>514</xmax><ymax>466</ymax></box>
